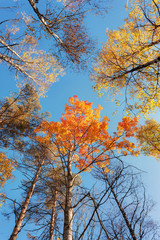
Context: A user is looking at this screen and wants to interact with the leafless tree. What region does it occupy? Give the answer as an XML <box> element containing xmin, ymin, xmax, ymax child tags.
<box><xmin>90</xmin><ymin>159</ymin><xmax>160</xmax><ymax>240</ymax></box>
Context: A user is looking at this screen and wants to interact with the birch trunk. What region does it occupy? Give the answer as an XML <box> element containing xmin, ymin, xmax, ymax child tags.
<box><xmin>49</xmin><ymin>190</ymin><xmax>57</xmax><ymax>240</ymax></box>
<box><xmin>9</xmin><ymin>159</ymin><xmax>44</xmax><ymax>240</ymax></box>
<box><xmin>0</xmin><ymin>53</ymin><xmax>34</xmax><ymax>81</ymax></box>
<box><xmin>63</xmin><ymin>160</ymin><xmax>73</xmax><ymax>240</ymax></box>
<box><xmin>28</xmin><ymin>0</ymin><xmax>63</xmax><ymax>44</ymax></box>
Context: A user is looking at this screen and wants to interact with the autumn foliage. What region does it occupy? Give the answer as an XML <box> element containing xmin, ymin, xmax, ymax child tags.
<box><xmin>92</xmin><ymin>0</ymin><xmax>160</xmax><ymax>116</ymax></box>
<box><xmin>35</xmin><ymin>96</ymin><xmax>139</xmax><ymax>173</ymax></box>
<box><xmin>0</xmin><ymin>152</ymin><xmax>14</xmax><ymax>188</ymax></box>
<box><xmin>137</xmin><ymin>120</ymin><xmax>160</xmax><ymax>160</ymax></box>
<box><xmin>0</xmin><ymin>152</ymin><xmax>14</xmax><ymax>206</ymax></box>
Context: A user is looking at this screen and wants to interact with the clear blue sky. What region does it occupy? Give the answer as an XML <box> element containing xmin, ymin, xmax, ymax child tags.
<box><xmin>0</xmin><ymin>0</ymin><xmax>160</xmax><ymax>239</ymax></box>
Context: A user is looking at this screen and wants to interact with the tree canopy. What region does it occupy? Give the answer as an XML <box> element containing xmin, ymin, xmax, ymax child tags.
<box><xmin>1</xmin><ymin>1</ymin><xmax>160</xmax><ymax>240</ymax></box>
<box><xmin>0</xmin><ymin>0</ymin><xmax>109</xmax><ymax>95</ymax></box>
<box><xmin>92</xmin><ymin>0</ymin><xmax>160</xmax><ymax>116</ymax></box>
<box><xmin>0</xmin><ymin>84</ymin><xmax>48</xmax><ymax>202</ymax></box>
<box><xmin>35</xmin><ymin>96</ymin><xmax>139</xmax><ymax>173</ymax></box>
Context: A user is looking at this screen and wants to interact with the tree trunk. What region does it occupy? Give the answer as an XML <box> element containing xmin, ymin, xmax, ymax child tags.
<box><xmin>63</xmin><ymin>160</ymin><xmax>73</xmax><ymax>240</ymax></box>
<box><xmin>49</xmin><ymin>190</ymin><xmax>57</xmax><ymax>240</ymax></box>
<box><xmin>28</xmin><ymin>0</ymin><xmax>63</xmax><ymax>44</ymax></box>
<box><xmin>0</xmin><ymin>53</ymin><xmax>34</xmax><ymax>81</ymax></box>
<box><xmin>9</xmin><ymin>159</ymin><xmax>45</xmax><ymax>240</ymax></box>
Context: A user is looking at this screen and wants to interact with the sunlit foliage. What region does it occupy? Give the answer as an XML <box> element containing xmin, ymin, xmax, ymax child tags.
<box><xmin>0</xmin><ymin>152</ymin><xmax>14</xmax><ymax>188</ymax></box>
<box><xmin>137</xmin><ymin>119</ymin><xmax>160</xmax><ymax>160</ymax></box>
<box><xmin>35</xmin><ymin>96</ymin><xmax>139</xmax><ymax>173</ymax></box>
<box><xmin>93</xmin><ymin>0</ymin><xmax>160</xmax><ymax>116</ymax></box>
<box><xmin>0</xmin><ymin>0</ymin><xmax>109</xmax><ymax>95</ymax></box>
<box><xmin>0</xmin><ymin>85</ymin><xmax>47</xmax><ymax>204</ymax></box>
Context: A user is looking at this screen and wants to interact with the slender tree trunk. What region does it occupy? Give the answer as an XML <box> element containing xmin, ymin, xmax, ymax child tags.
<box><xmin>63</xmin><ymin>160</ymin><xmax>73</xmax><ymax>240</ymax></box>
<box><xmin>49</xmin><ymin>190</ymin><xmax>57</xmax><ymax>240</ymax></box>
<box><xmin>9</xmin><ymin>159</ymin><xmax>45</xmax><ymax>240</ymax></box>
<box><xmin>0</xmin><ymin>38</ymin><xmax>25</xmax><ymax>62</ymax></box>
<box><xmin>105</xmin><ymin>175</ymin><xmax>137</xmax><ymax>240</ymax></box>
<box><xmin>0</xmin><ymin>53</ymin><xmax>34</xmax><ymax>81</ymax></box>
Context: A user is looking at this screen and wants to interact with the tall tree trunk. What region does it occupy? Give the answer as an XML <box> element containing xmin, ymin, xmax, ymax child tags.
<box><xmin>9</xmin><ymin>159</ymin><xmax>45</xmax><ymax>240</ymax></box>
<box><xmin>63</xmin><ymin>160</ymin><xmax>73</xmax><ymax>240</ymax></box>
<box><xmin>105</xmin><ymin>175</ymin><xmax>137</xmax><ymax>240</ymax></box>
<box><xmin>49</xmin><ymin>189</ymin><xmax>57</xmax><ymax>240</ymax></box>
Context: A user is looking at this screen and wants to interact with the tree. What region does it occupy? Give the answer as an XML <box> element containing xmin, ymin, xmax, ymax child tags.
<box><xmin>0</xmin><ymin>0</ymin><xmax>109</xmax><ymax>94</ymax></box>
<box><xmin>0</xmin><ymin>84</ymin><xmax>48</xmax><ymax>203</ymax></box>
<box><xmin>26</xmin><ymin>0</ymin><xmax>109</xmax><ymax>65</ymax></box>
<box><xmin>90</xmin><ymin>160</ymin><xmax>160</xmax><ymax>240</ymax></box>
<box><xmin>8</xmin><ymin>141</ymin><xmax>51</xmax><ymax>240</ymax></box>
<box><xmin>25</xmin><ymin>166</ymin><xmax>66</xmax><ymax>240</ymax></box>
<box><xmin>35</xmin><ymin>95</ymin><xmax>139</xmax><ymax>240</ymax></box>
<box><xmin>92</xmin><ymin>0</ymin><xmax>160</xmax><ymax>116</ymax></box>
<box><xmin>27</xmin><ymin>0</ymin><xmax>93</xmax><ymax>65</ymax></box>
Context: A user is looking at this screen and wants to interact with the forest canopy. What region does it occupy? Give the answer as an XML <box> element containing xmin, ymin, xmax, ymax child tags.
<box><xmin>0</xmin><ymin>1</ymin><xmax>160</xmax><ymax>240</ymax></box>
<box><xmin>92</xmin><ymin>0</ymin><xmax>160</xmax><ymax>116</ymax></box>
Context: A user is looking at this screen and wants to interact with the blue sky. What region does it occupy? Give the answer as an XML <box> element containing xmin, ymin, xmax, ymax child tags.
<box><xmin>1</xmin><ymin>0</ymin><xmax>160</xmax><ymax>239</ymax></box>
